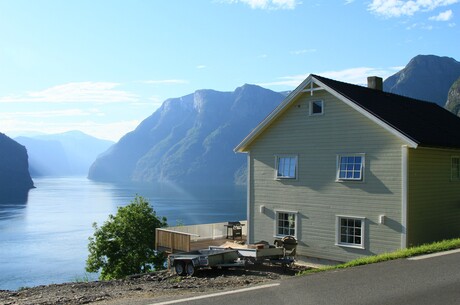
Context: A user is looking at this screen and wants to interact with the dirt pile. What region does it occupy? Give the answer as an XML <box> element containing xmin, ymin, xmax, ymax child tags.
<box><xmin>0</xmin><ymin>265</ymin><xmax>308</xmax><ymax>305</ymax></box>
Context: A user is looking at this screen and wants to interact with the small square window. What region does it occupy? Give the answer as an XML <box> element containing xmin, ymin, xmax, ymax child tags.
<box><xmin>275</xmin><ymin>211</ymin><xmax>296</xmax><ymax>238</ymax></box>
<box><xmin>337</xmin><ymin>216</ymin><xmax>365</xmax><ymax>249</ymax></box>
<box><xmin>309</xmin><ymin>100</ymin><xmax>323</xmax><ymax>115</ymax></box>
<box><xmin>337</xmin><ymin>154</ymin><xmax>365</xmax><ymax>181</ymax></box>
<box><xmin>275</xmin><ymin>155</ymin><xmax>297</xmax><ymax>179</ymax></box>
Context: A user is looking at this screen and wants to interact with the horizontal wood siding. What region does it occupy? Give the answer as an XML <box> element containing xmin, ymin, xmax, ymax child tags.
<box><xmin>155</xmin><ymin>229</ymin><xmax>191</xmax><ymax>253</ymax></box>
<box><xmin>247</xmin><ymin>90</ymin><xmax>405</xmax><ymax>262</ymax></box>
<box><xmin>407</xmin><ymin>148</ymin><xmax>460</xmax><ymax>246</ymax></box>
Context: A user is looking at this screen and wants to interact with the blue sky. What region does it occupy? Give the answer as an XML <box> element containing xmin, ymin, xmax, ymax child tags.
<box><xmin>0</xmin><ymin>0</ymin><xmax>459</xmax><ymax>141</ymax></box>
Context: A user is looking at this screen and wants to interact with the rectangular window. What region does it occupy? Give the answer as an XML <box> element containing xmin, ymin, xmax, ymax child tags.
<box><xmin>336</xmin><ymin>216</ymin><xmax>365</xmax><ymax>249</ymax></box>
<box><xmin>309</xmin><ymin>100</ymin><xmax>323</xmax><ymax>115</ymax></box>
<box><xmin>451</xmin><ymin>157</ymin><xmax>460</xmax><ymax>181</ymax></box>
<box><xmin>337</xmin><ymin>154</ymin><xmax>365</xmax><ymax>181</ymax></box>
<box><xmin>276</xmin><ymin>155</ymin><xmax>297</xmax><ymax>179</ymax></box>
<box><xmin>275</xmin><ymin>211</ymin><xmax>296</xmax><ymax>237</ymax></box>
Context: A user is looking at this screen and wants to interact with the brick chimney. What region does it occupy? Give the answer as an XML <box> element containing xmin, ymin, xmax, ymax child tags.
<box><xmin>367</xmin><ymin>76</ymin><xmax>383</xmax><ymax>91</ymax></box>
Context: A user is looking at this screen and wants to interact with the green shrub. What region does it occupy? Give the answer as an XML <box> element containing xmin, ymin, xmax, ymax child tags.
<box><xmin>85</xmin><ymin>195</ymin><xmax>167</xmax><ymax>280</ymax></box>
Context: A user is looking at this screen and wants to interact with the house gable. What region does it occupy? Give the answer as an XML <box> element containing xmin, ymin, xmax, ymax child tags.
<box><xmin>236</xmin><ymin>74</ymin><xmax>460</xmax><ymax>153</ymax></box>
<box><xmin>235</xmin><ymin>74</ymin><xmax>418</xmax><ymax>153</ymax></box>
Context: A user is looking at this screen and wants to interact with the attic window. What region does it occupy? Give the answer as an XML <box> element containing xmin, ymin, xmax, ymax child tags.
<box><xmin>309</xmin><ymin>100</ymin><xmax>323</xmax><ymax>115</ymax></box>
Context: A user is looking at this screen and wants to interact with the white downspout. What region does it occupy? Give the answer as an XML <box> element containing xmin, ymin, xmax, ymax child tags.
<box><xmin>246</xmin><ymin>151</ymin><xmax>252</xmax><ymax>244</ymax></box>
<box><xmin>401</xmin><ymin>145</ymin><xmax>408</xmax><ymax>248</ymax></box>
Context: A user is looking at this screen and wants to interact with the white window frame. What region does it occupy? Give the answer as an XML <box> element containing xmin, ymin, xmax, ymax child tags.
<box><xmin>451</xmin><ymin>156</ymin><xmax>460</xmax><ymax>181</ymax></box>
<box><xmin>275</xmin><ymin>155</ymin><xmax>298</xmax><ymax>180</ymax></box>
<box><xmin>336</xmin><ymin>153</ymin><xmax>365</xmax><ymax>182</ymax></box>
<box><xmin>309</xmin><ymin>100</ymin><xmax>324</xmax><ymax>116</ymax></box>
<box><xmin>274</xmin><ymin>210</ymin><xmax>298</xmax><ymax>239</ymax></box>
<box><xmin>336</xmin><ymin>215</ymin><xmax>365</xmax><ymax>249</ymax></box>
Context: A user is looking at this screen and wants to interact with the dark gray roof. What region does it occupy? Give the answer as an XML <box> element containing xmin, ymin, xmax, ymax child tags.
<box><xmin>313</xmin><ymin>74</ymin><xmax>460</xmax><ymax>149</ymax></box>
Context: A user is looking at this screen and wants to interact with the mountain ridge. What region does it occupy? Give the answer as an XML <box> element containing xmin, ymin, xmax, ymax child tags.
<box><xmin>16</xmin><ymin>131</ymin><xmax>114</xmax><ymax>177</ymax></box>
<box><xmin>383</xmin><ymin>55</ymin><xmax>460</xmax><ymax>106</ymax></box>
<box><xmin>88</xmin><ymin>84</ymin><xmax>285</xmax><ymax>184</ymax></box>
<box><xmin>89</xmin><ymin>54</ymin><xmax>460</xmax><ymax>185</ymax></box>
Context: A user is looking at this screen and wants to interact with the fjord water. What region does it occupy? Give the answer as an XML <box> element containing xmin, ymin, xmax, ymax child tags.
<box><xmin>0</xmin><ymin>177</ymin><xmax>245</xmax><ymax>290</ymax></box>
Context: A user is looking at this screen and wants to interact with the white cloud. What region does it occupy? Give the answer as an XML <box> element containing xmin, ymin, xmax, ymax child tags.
<box><xmin>290</xmin><ymin>49</ymin><xmax>317</xmax><ymax>55</ymax></box>
<box><xmin>344</xmin><ymin>0</ymin><xmax>355</xmax><ymax>4</ymax></box>
<box><xmin>368</xmin><ymin>0</ymin><xmax>459</xmax><ymax>18</ymax></box>
<box><xmin>429</xmin><ymin>9</ymin><xmax>453</xmax><ymax>21</ymax></box>
<box><xmin>406</xmin><ymin>22</ymin><xmax>435</xmax><ymax>29</ymax></box>
<box><xmin>257</xmin><ymin>66</ymin><xmax>402</xmax><ymax>88</ymax></box>
<box><xmin>224</xmin><ymin>0</ymin><xmax>300</xmax><ymax>10</ymax></box>
<box><xmin>0</xmin><ymin>117</ymin><xmax>140</xmax><ymax>142</ymax></box>
<box><xmin>0</xmin><ymin>109</ymin><xmax>98</xmax><ymax>119</ymax></box>
<box><xmin>196</xmin><ymin>65</ymin><xmax>207</xmax><ymax>69</ymax></box>
<box><xmin>0</xmin><ymin>82</ymin><xmax>138</xmax><ymax>104</ymax></box>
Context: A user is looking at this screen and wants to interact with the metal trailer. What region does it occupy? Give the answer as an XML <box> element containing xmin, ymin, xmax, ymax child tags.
<box><xmin>168</xmin><ymin>248</ymin><xmax>245</xmax><ymax>276</ymax></box>
<box><xmin>208</xmin><ymin>245</ymin><xmax>295</xmax><ymax>269</ymax></box>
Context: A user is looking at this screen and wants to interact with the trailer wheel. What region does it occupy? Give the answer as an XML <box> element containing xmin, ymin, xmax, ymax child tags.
<box><xmin>186</xmin><ymin>262</ymin><xmax>195</xmax><ymax>276</ymax></box>
<box><xmin>175</xmin><ymin>261</ymin><xmax>186</xmax><ymax>276</ymax></box>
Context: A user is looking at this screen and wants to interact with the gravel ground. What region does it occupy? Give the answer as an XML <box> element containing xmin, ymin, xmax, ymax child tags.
<box><xmin>0</xmin><ymin>264</ymin><xmax>309</xmax><ymax>305</ymax></box>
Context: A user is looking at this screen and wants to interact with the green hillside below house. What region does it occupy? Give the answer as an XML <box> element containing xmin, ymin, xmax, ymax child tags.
<box><xmin>235</xmin><ymin>74</ymin><xmax>460</xmax><ymax>263</ymax></box>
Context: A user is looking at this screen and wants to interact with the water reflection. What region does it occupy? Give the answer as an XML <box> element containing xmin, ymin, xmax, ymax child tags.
<box><xmin>0</xmin><ymin>177</ymin><xmax>246</xmax><ymax>290</ymax></box>
<box><xmin>0</xmin><ymin>190</ymin><xmax>29</xmax><ymax>220</ymax></box>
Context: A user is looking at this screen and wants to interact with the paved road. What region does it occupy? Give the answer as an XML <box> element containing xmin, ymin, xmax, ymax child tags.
<box><xmin>148</xmin><ymin>250</ymin><xmax>460</xmax><ymax>305</ymax></box>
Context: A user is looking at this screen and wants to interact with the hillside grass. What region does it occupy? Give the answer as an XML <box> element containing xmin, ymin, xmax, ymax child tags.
<box><xmin>298</xmin><ymin>238</ymin><xmax>460</xmax><ymax>276</ymax></box>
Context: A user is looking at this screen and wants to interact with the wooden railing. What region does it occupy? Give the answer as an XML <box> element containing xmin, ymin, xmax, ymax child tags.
<box><xmin>155</xmin><ymin>228</ymin><xmax>194</xmax><ymax>253</ymax></box>
<box><xmin>155</xmin><ymin>220</ymin><xmax>247</xmax><ymax>253</ymax></box>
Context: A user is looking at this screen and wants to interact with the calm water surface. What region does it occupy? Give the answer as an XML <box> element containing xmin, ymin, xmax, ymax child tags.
<box><xmin>0</xmin><ymin>177</ymin><xmax>246</xmax><ymax>290</ymax></box>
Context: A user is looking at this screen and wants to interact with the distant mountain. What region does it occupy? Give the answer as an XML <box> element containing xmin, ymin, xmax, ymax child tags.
<box><xmin>89</xmin><ymin>54</ymin><xmax>460</xmax><ymax>186</ymax></box>
<box><xmin>0</xmin><ymin>133</ymin><xmax>34</xmax><ymax>202</ymax></box>
<box><xmin>16</xmin><ymin>131</ymin><xmax>114</xmax><ymax>177</ymax></box>
<box><xmin>445</xmin><ymin>77</ymin><xmax>460</xmax><ymax>116</ymax></box>
<box><xmin>88</xmin><ymin>84</ymin><xmax>285</xmax><ymax>184</ymax></box>
<box><xmin>383</xmin><ymin>55</ymin><xmax>460</xmax><ymax>106</ymax></box>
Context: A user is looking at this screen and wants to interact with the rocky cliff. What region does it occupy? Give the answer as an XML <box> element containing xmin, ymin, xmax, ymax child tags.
<box><xmin>88</xmin><ymin>84</ymin><xmax>285</xmax><ymax>185</ymax></box>
<box><xmin>445</xmin><ymin>77</ymin><xmax>460</xmax><ymax>116</ymax></box>
<box><xmin>383</xmin><ymin>55</ymin><xmax>460</xmax><ymax>106</ymax></box>
<box><xmin>0</xmin><ymin>133</ymin><xmax>34</xmax><ymax>202</ymax></box>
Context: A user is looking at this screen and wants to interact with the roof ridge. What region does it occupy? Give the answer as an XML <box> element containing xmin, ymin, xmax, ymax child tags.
<box><xmin>311</xmin><ymin>74</ymin><xmax>438</xmax><ymax>106</ymax></box>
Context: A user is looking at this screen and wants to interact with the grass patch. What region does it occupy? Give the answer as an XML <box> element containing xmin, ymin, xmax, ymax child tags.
<box><xmin>73</xmin><ymin>272</ymin><xmax>97</xmax><ymax>283</ymax></box>
<box><xmin>168</xmin><ymin>276</ymin><xmax>183</xmax><ymax>283</ymax></box>
<box><xmin>298</xmin><ymin>238</ymin><xmax>460</xmax><ymax>276</ymax></box>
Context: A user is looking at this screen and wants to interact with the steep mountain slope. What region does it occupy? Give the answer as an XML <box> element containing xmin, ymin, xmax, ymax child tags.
<box><xmin>445</xmin><ymin>77</ymin><xmax>460</xmax><ymax>116</ymax></box>
<box><xmin>0</xmin><ymin>133</ymin><xmax>34</xmax><ymax>202</ymax></box>
<box><xmin>383</xmin><ymin>55</ymin><xmax>460</xmax><ymax>106</ymax></box>
<box><xmin>88</xmin><ymin>84</ymin><xmax>285</xmax><ymax>184</ymax></box>
<box><xmin>16</xmin><ymin>131</ymin><xmax>114</xmax><ymax>177</ymax></box>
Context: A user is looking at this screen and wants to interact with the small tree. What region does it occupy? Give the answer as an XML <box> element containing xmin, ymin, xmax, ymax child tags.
<box><xmin>85</xmin><ymin>195</ymin><xmax>167</xmax><ymax>280</ymax></box>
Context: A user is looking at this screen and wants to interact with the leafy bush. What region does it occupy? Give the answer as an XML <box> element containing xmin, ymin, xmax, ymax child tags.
<box><xmin>86</xmin><ymin>195</ymin><xmax>167</xmax><ymax>280</ymax></box>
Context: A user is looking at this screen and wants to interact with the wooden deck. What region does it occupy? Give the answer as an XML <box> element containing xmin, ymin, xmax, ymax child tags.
<box><xmin>190</xmin><ymin>236</ymin><xmax>247</xmax><ymax>251</ymax></box>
